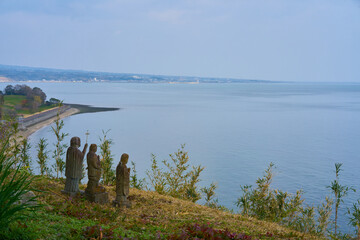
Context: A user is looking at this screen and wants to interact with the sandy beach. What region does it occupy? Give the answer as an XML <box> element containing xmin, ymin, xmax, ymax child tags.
<box><xmin>18</xmin><ymin>108</ymin><xmax>80</xmax><ymax>138</ymax></box>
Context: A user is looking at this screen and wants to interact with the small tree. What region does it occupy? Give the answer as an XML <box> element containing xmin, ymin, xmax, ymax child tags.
<box><xmin>348</xmin><ymin>200</ymin><xmax>360</xmax><ymax>240</ymax></box>
<box><xmin>236</xmin><ymin>163</ymin><xmax>306</xmax><ymax>226</ymax></box>
<box><xmin>0</xmin><ymin>136</ymin><xmax>40</xmax><ymax>231</ymax></box>
<box><xmin>327</xmin><ymin>163</ymin><xmax>355</xmax><ymax>236</ymax></box>
<box><xmin>19</xmin><ymin>138</ymin><xmax>31</xmax><ymax>173</ymax></box>
<box><xmin>99</xmin><ymin>130</ymin><xmax>115</xmax><ymax>185</ymax></box>
<box><xmin>146</xmin><ymin>154</ymin><xmax>166</xmax><ymax>194</ymax></box>
<box><xmin>146</xmin><ymin>145</ymin><xmax>205</xmax><ymax>202</ymax></box>
<box><xmin>236</xmin><ymin>185</ymin><xmax>252</xmax><ymax>216</ymax></box>
<box><xmin>36</xmin><ymin>138</ymin><xmax>50</xmax><ymax>176</ymax></box>
<box><xmin>51</xmin><ymin>103</ymin><xmax>68</xmax><ymax>178</ymax></box>
<box><xmin>10</xmin><ymin>122</ymin><xmax>21</xmax><ymax>165</ymax></box>
<box><xmin>316</xmin><ymin>196</ymin><xmax>333</xmax><ymax>236</ymax></box>
<box><xmin>130</xmin><ymin>161</ymin><xmax>145</xmax><ymax>190</ymax></box>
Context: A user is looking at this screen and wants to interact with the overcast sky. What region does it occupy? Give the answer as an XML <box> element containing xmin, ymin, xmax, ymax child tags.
<box><xmin>0</xmin><ymin>0</ymin><xmax>359</xmax><ymax>82</ymax></box>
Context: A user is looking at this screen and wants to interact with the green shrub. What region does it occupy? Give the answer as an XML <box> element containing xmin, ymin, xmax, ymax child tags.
<box><xmin>236</xmin><ymin>163</ymin><xmax>306</xmax><ymax>222</ymax></box>
<box><xmin>348</xmin><ymin>200</ymin><xmax>360</xmax><ymax>240</ymax></box>
<box><xmin>236</xmin><ymin>163</ymin><xmax>313</xmax><ymax>232</ymax></box>
<box><xmin>328</xmin><ymin>163</ymin><xmax>355</xmax><ymax>236</ymax></box>
<box><xmin>146</xmin><ymin>144</ymin><xmax>204</xmax><ymax>202</ymax></box>
<box><xmin>36</xmin><ymin>138</ymin><xmax>50</xmax><ymax>176</ymax></box>
<box><xmin>130</xmin><ymin>161</ymin><xmax>146</xmax><ymax>190</ymax></box>
<box><xmin>51</xmin><ymin>103</ymin><xmax>68</xmax><ymax>179</ymax></box>
<box><xmin>19</xmin><ymin>138</ymin><xmax>32</xmax><ymax>174</ymax></box>
<box><xmin>0</xmin><ymin>138</ymin><xmax>39</xmax><ymax>232</ymax></box>
<box><xmin>99</xmin><ymin>130</ymin><xmax>115</xmax><ymax>185</ymax></box>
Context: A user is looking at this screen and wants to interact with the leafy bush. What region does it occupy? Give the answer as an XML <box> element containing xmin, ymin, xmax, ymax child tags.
<box><xmin>19</xmin><ymin>138</ymin><xmax>32</xmax><ymax>174</ymax></box>
<box><xmin>201</xmin><ymin>182</ymin><xmax>230</xmax><ymax>211</ymax></box>
<box><xmin>36</xmin><ymin>138</ymin><xmax>50</xmax><ymax>176</ymax></box>
<box><xmin>348</xmin><ymin>200</ymin><xmax>360</xmax><ymax>240</ymax></box>
<box><xmin>146</xmin><ymin>144</ymin><xmax>204</xmax><ymax>202</ymax></box>
<box><xmin>236</xmin><ymin>163</ymin><xmax>305</xmax><ymax>223</ymax></box>
<box><xmin>99</xmin><ymin>130</ymin><xmax>115</xmax><ymax>185</ymax></box>
<box><xmin>327</xmin><ymin>163</ymin><xmax>355</xmax><ymax>236</ymax></box>
<box><xmin>130</xmin><ymin>161</ymin><xmax>146</xmax><ymax>190</ymax></box>
<box><xmin>0</xmin><ymin>138</ymin><xmax>39</xmax><ymax>231</ymax></box>
<box><xmin>235</xmin><ymin>163</ymin><xmax>349</xmax><ymax>237</ymax></box>
<box><xmin>51</xmin><ymin>103</ymin><xmax>68</xmax><ymax>178</ymax></box>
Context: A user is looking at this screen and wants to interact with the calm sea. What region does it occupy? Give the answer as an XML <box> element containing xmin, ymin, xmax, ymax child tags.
<box><xmin>2</xmin><ymin>82</ymin><xmax>360</xmax><ymax>232</ymax></box>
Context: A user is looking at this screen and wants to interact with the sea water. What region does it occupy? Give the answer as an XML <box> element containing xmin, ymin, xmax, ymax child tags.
<box><xmin>2</xmin><ymin>82</ymin><xmax>360</xmax><ymax>233</ymax></box>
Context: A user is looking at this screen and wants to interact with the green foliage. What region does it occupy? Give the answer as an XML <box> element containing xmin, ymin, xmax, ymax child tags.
<box><xmin>9</xmin><ymin>122</ymin><xmax>21</xmax><ymax>164</ymax></box>
<box><xmin>82</xmin><ymin>225</ymin><xmax>115</xmax><ymax>240</ymax></box>
<box><xmin>146</xmin><ymin>144</ymin><xmax>205</xmax><ymax>202</ymax></box>
<box><xmin>0</xmin><ymin>138</ymin><xmax>39</xmax><ymax>232</ymax></box>
<box><xmin>130</xmin><ymin>161</ymin><xmax>146</xmax><ymax>190</ymax></box>
<box><xmin>348</xmin><ymin>200</ymin><xmax>360</xmax><ymax>239</ymax></box>
<box><xmin>19</xmin><ymin>138</ymin><xmax>32</xmax><ymax>174</ymax></box>
<box><xmin>201</xmin><ymin>182</ymin><xmax>229</xmax><ymax>211</ymax></box>
<box><xmin>236</xmin><ymin>163</ymin><xmax>329</xmax><ymax>235</ymax></box>
<box><xmin>99</xmin><ymin>130</ymin><xmax>115</xmax><ymax>185</ymax></box>
<box><xmin>201</xmin><ymin>182</ymin><xmax>217</xmax><ymax>204</ymax></box>
<box><xmin>236</xmin><ymin>185</ymin><xmax>252</xmax><ymax>216</ymax></box>
<box><xmin>236</xmin><ymin>163</ymin><xmax>304</xmax><ymax>222</ymax></box>
<box><xmin>0</xmin><ymin>222</ymin><xmax>38</xmax><ymax>240</ymax></box>
<box><xmin>168</xmin><ymin>223</ymin><xmax>258</xmax><ymax>240</ymax></box>
<box><xmin>293</xmin><ymin>206</ymin><xmax>316</xmax><ymax>234</ymax></box>
<box><xmin>327</xmin><ymin>163</ymin><xmax>355</xmax><ymax>236</ymax></box>
<box><xmin>51</xmin><ymin>103</ymin><xmax>68</xmax><ymax>179</ymax></box>
<box><xmin>146</xmin><ymin>153</ymin><xmax>166</xmax><ymax>194</ymax></box>
<box><xmin>36</xmin><ymin>138</ymin><xmax>50</xmax><ymax>176</ymax></box>
<box><xmin>316</xmin><ymin>196</ymin><xmax>333</xmax><ymax>236</ymax></box>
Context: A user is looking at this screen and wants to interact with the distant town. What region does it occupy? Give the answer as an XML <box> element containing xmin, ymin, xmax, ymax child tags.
<box><xmin>0</xmin><ymin>64</ymin><xmax>270</xmax><ymax>84</ymax></box>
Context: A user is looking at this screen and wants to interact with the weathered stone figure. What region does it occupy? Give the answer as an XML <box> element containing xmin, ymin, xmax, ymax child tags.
<box><xmin>84</xmin><ymin>144</ymin><xmax>109</xmax><ymax>203</ymax></box>
<box><xmin>63</xmin><ymin>137</ymin><xmax>88</xmax><ymax>196</ymax></box>
<box><xmin>113</xmin><ymin>153</ymin><xmax>131</xmax><ymax>208</ymax></box>
<box><xmin>85</xmin><ymin>144</ymin><xmax>105</xmax><ymax>194</ymax></box>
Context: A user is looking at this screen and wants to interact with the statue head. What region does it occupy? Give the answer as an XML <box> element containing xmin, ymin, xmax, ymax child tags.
<box><xmin>120</xmin><ymin>153</ymin><xmax>129</xmax><ymax>165</ymax></box>
<box><xmin>89</xmin><ymin>144</ymin><xmax>97</xmax><ymax>152</ymax></box>
<box><xmin>70</xmin><ymin>137</ymin><xmax>81</xmax><ymax>148</ymax></box>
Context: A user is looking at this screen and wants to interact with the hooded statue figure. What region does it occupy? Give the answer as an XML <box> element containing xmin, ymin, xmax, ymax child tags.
<box><xmin>85</xmin><ymin>144</ymin><xmax>105</xmax><ymax>194</ymax></box>
<box><xmin>113</xmin><ymin>153</ymin><xmax>131</xmax><ymax>207</ymax></box>
<box><xmin>63</xmin><ymin>136</ymin><xmax>88</xmax><ymax>194</ymax></box>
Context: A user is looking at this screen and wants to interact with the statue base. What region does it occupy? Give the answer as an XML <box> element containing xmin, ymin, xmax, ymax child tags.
<box><xmin>85</xmin><ymin>192</ymin><xmax>109</xmax><ymax>204</ymax></box>
<box><xmin>61</xmin><ymin>190</ymin><xmax>84</xmax><ymax>197</ymax></box>
<box><xmin>113</xmin><ymin>199</ymin><xmax>131</xmax><ymax>208</ymax></box>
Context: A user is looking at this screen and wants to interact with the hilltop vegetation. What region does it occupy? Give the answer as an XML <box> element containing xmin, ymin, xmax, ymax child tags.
<box><xmin>0</xmin><ymin>120</ymin><xmax>321</xmax><ymax>240</ymax></box>
<box><xmin>3</xmin><ymin>177</ymin><xmax>321</xmax><ymax>240</ymax></box>
<box><xmin>0</xmin><ymin>84</ymin><xmax>59</xmax><ymax>118</ymax></box>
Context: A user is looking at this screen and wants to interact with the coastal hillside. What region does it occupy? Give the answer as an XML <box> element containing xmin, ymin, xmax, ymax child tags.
<box><xmin>7</xmin><ymin>177</ymin><xmax>321</xmax><ymax>240</ymax></box>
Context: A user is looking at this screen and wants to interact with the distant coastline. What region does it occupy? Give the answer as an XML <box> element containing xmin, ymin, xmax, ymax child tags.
<box><xmin>0</xmin><ymin>64</ymin><xmax>270</xmax><ymax>84</ymax></box>
<box><xmin>19</xmin><ymin>103</ymin><xmax>120</xmax><ymax>138</ymax></box>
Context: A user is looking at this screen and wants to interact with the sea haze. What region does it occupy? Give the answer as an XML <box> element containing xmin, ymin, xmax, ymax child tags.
<box><xmin>3</xmin><ymin>82</ymin><xmax>359</xmax><ymax>233</ymax></box>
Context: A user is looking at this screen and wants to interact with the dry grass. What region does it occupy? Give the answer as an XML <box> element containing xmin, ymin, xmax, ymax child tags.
<box><xmin>31</xmin><ymin>177</ymin><xmax>323</xmax><ymax>239</ymax></box>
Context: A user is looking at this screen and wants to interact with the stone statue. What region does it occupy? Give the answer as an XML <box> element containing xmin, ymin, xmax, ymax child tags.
<box><xmin>85</xmin><ymin>144</ymin><xmax>105</xmax><ymax>194</ymax></box>
<box><xmin>63</xmin><ymin>136</ymin><xmax>88</xmax><ymax>196</ymax></box>
<box><xmin>84</xmin><ymin>144</ymin><xmax>109</xmax><ymax>204</ymax></box>
<box><xmin>113</xmin><ymin>153</ymin><xmax>131</xmax><ymax>208</ymax></box>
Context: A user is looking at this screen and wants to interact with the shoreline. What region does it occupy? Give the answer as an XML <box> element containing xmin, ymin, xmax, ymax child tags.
<box><xmin>18</xmin><ymin>107</ymin><xmax>80</xmax><ymax>138</ymax></box>
<box><xmin>18</xmin><ymin>104</ymin><xmax>120</xmax><ymax>138</ymax></box>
